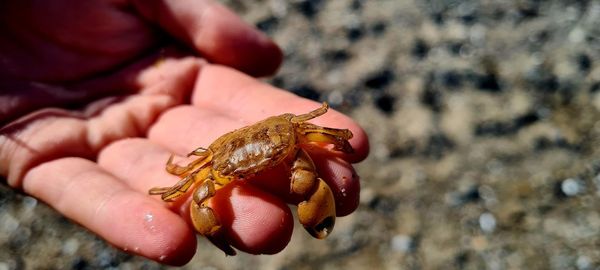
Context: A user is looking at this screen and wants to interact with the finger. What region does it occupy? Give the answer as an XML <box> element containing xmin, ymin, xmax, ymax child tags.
<box><xmin>309</xmin><ymin>150</ymin><xmax>360</xmax><ymax>217</ymax></box>
<box><xmin>132</xmin><ymin>0</ymin><xmax>282</xmax><ymax>77</ymax></box>
<box><xmin>98</xmin><ymin>139</ymin><xmax>294</xmax><ymax>254</ymax></box>
<box><xmin>21</xmin><ymin>157</ymin><xmax>196</xmax><ymax>266</ymax></box>
<box><xmin>0</xmin><ymin>55</ymin><xmax>201</xmax><ymax>188</ymax></box>
<box><xmin>0</xmin><ymin>48</ymin><xmax>198</xmax><ymax>127</ymax></box>
<box><xmin>192</xmin><ymin>64</ymin><xmax>370</xmax><ymax>163</ymax></box>
<box><xmin>205</xmin><ymin>181</ymin><xmax>293</xmax><ymax>254</ymax></box>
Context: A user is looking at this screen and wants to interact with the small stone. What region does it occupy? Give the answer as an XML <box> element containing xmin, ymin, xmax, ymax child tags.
<box><xmin>391</xmin><ymin>234</ymin><xmax>414</xmax><ymax>253</ymax></box>
<box><xmin>96</xmin><ymin>249</ymin><xmax>119</xmax><ymax>268</ymax></box>
<box><xmin>593</xmin><ymin>174</ymin><xmax>600</xmax><ymax>196</ymax></box>
<box><xmin>346</xmin><ymin>25</ymin><xmax>364</xmax><ymax>41</ymax></box>
<box><xmin>63</xmin><ymin>238</ymin><xmax>80</xmax><ymax>255</ymax></box>
<box><xmin>476</xmin><ymin>73</ymin><xmax>501</xmax><ymax>92</ymax></box>
<box><xmin>576</xmin><ymin>255</ymin><xmax>591</xmax><ymax>270</ymax></box>
<box><xmin>577</xmin><ymin>53</ymin><xmax>592</xmax><ymax>73</ymax></box>
<box><xmin>0</xmin><ymin>212</ymin><xmax>19</xmax><ymax>234</ymax></box>
<box><xmin>442</xmin><ymin>70</ymin><xmax>462</xmax><ymax>89</ymax></box>
<box><xmin>327</xmin><ymin>90</ymin><xmax>344</xmax><ymax>107</ymax></box>
<box><xmin>479</xmin><ymin>212</ymin><xmax>496</xmax><ymax>233</ymax></box>
<box><xmin>569</xmin><ymin>27</ymin><xmax>585</xmax><ymax>43</ymax></box>
<box><xmin>21</xmin><ymin>196</ymin><xmax>37</xmax><ymax>211</ymax></box>
<box><xmin>363</xmin><ymin>69</ymin><xmax>394</xmax><ymax>90</ymax></box>
<box><xmin>374</xmin><ymin>94</ymin><xmax>395</xmax><ymax>115</ymax></box>
<box><xmin>478</xmin><ymin>185</ymin><xmax>498</xmax><ymax>206</ymax></box>
<box><xmin>412</xmin><ymin>39</ymin><xmax>429</xmax><ymax>59</ymax></box>
<box><xmin>371</xmin><ymin>21</ymin><xmax>387</xmax><ymax>36</ymax></box>
<box><xmin>561</xmin><ymin>178</ymin><xmax>584</xmax><ymax>197</ymax></box>
<box><xmin>295</xmin><ymin>0</ymin><xmax>322</xmax><ymax>18</ymax></box>
<box><xmin>256</xmin><ymin>16</ymin><xmax>279</xmax><ymax>33</ymax></box>
<box><xmin>470</xmin><ymin>235</ymin><xmax>488</xmax><ymax>251</ymax></box>
<box><xmin>71</xmin><ymin>257</ymin><xmax>88</xmax><ymax>270</ymax></box>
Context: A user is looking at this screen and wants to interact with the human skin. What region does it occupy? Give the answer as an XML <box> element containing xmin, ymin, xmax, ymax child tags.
<box><xmin>0</xmin><ymin>0</ymin><xmax>369</xmax><ymax>265</ymax></box>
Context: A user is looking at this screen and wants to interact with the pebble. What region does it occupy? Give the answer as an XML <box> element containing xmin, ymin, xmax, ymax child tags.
<box><xmin>95</xmin><ymin>249</ymin><xmax>119</xmax><ymax>268</ymax></box>
<box><xmin>363</xmin><ymin>69</ymin><xmax>394</xmax><ymax>90</ymax></box>
<box><xmin>479</xmin><ymin>212</ymin><xmax>497</xmax><ymax>233</ymax></box>
<box><xmin>63</xmin><ymin>238</ymin><xmax>80</xmax><ymax>256</ymax></box>
<box><xmin>561</xmin><ymin>178</ymin><xmax>584</xmax><ymax>197</ymax></box>
<box><xmin>390</xmin><ymin>234</ymin><xmax>414</xmax><ymax>253</ymax></box>
<box><xmin>0</xmin><ymin>212</ymin><xmax>19</xmax><ymax>234</ymax></box>
<box><xmin>21</xmin><ymin>196</ymin><xmax>37</xmax><ymax>211</ymax></box>
<box><xmin>374</xmin><ymin>94</ymin><xmax>395</xmax><ymax>114</ymax></box>
<box><xmin>412</xmin><ymin>39</ymin><xmax>429</xmax><ymax>59</ymax></box>
<box><xmin>71</xmin><ymin>257</ymin><xmax>88</xmax><ymax>270</ymax></box>
<box><xmin>576</xmin><ymin>255</ymin><xmax>591</xmax><ymax>270</ymax></box>
<box><xmin>327</xmin><ymin>90</ymin><xmax>344</xmax><ymax>107</ymax></box>
<box><xmin>446</xmin><ymin>185</ymin><xmax>481</xmax><ymax>206</ymax></box>
<box><xmin>593</xmin><ymin>173</ymin><xmax>600</xmax><ymax>196</ymax></box>
<box><xmin>478</xmin><ymin>185</ymin><xmax>498</xmax><ymax>207</ymax></box>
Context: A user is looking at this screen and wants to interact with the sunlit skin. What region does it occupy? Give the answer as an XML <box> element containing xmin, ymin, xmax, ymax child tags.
<box><xmin>149</xmin><ymin>103</ymin><xmax>353</xmax><ymax>255</ymax></box>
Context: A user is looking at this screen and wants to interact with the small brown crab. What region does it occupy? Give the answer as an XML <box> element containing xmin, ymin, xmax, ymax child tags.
<box><xmin>149</xmin><ymin>102</ymin><xmax>353</xmax><ymax>255</ymax></box>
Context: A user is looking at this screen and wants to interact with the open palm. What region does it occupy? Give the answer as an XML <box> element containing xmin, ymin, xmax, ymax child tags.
<box><xmin>0</xmin><ymin>0</ymin><xmax>369</xmax><ymax>265</ymax></box>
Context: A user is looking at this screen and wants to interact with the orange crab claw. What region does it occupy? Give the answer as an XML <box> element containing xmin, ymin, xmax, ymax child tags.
<box><xmin>297</xmin><ymin>178</ymin><xmax>336</xmax><ymax>239</ymax></box>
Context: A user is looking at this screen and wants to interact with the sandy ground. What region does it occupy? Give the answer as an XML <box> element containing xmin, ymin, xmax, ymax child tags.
<box><xmin>2</xmin><ymin>0</ymin><xmax>600</xmax><ymax>269</ymax></box>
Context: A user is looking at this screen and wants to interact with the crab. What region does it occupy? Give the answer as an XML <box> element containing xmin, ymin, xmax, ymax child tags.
<box><xmin>149</xmin><ymin>102</ymin><xmax>354</xmax><ymax>255</ymax></box>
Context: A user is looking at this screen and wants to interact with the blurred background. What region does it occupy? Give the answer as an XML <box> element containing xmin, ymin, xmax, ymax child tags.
<box><xmin>2</xmin><ymin>0</ymin><xmax>600</xmax><ymax>269</ymax></box>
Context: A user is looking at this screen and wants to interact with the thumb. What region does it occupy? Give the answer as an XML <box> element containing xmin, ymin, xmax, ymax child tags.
<box><xmin>132</xmin><ymin>0</ymin><xmax>283</xmax><ymax>77</ymax></box>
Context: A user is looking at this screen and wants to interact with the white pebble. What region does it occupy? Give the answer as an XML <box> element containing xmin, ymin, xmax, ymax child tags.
<box><xmin>391</xmin><ymin>234</ymin><xmax>413</xmax><ymax>252</ymax></box>
<box><xmin>327</xmin><ymin>90</ymin><xmax>344</xmax><ymax>107</ymax></box>
<box><xmin>21</xmin><ymin>196</ymin><xmax>37</xmax><ymax>211</ymax></box>
<box><xmin>62</xmin><ymin>238</ymin><xmax>80</xmax><ymax>255</ymax></box>
<box><xmin>561</xmin><ymin>178</ymin><xmax>583</xmax><ymax>197</ymax></box>
<box><xmin>479</xmin><ymin>212</ymin><xmax>496</xmax><ymax>233</ymax></box>
<box><xmin>577</xmin><ymin>255</ymin><xmax>591</xmax><ymax>270</ymax></box>
<box><xmin>0</xmin><ymin>212</ymin><xmax>19</xmax><ymax>234</ymax></box>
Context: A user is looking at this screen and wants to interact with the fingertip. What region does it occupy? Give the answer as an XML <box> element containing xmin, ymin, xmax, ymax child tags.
<box><xmin>106</xmin><ymin>196</ymin><xmax>198</xmax><ymax>266</ymax></box>
<box><xmin>21</xmin><ymin>158</ymin><xmax>197</xmax><ymax>266</ymax></box>
<box><xmin>133</xmin><ymin>0</ymin><xmax>282</xmax><ymax>77</ymax></box>
<box><xmin>193</xmin><ymin>2</ymin><xmax>283</xmax><ymax>77</ymax></box>
<box><xmin>210</xmin><ymin>182</ymin><xmax>293</xmax><ymax>254</ymax></box>
<box><xmin>347</xmin><ymin>125</ymin><xmax>370</xmax><ymax>163</ymax></box>
<box><xmin>310</xmin><ymin>153</ymin><xmax>361</xmax><ymax>217</ymax></box>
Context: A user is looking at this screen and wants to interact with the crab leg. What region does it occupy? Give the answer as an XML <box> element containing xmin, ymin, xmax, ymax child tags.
<box><xmin>290</xmin><ymin>148</ymin><xmax>336</xmax><ymax>239</ymax></box>
<box><xmin>189</xmin><ymin>176</ymin><xmax>236</xmax><ymax>256</ymax></box>
<box><xmin>149</xmin><ymin>150</ymin><xmax>213</xmax><ymax>201</ymax></box>
<box><xmin>149</xmin><ymin>164</ymin><xmax>210</xmax><ymax>201</ymax></box>
<box><xmin>166</xmin><ymin>148</ymin><xmax>212</xmax><ymax>176</ymax></box>
<box><xmin>186</xmin><ymin>147</ymin><xmax>209</xmax><ymax>157</ymax></box>
<box><xmin>149</xmin><ymin>173</ymin><xmax>197</xmax><ymax>201</ymax></box>
<box><xmin>291</xmin><ymin>102</ymin><xmax>329</xmax><ymax>123</ymax></box>
<box><xmin>298</xmin><ymin>123</ymin><xmax>354</xmax><ymax>153</ymax></box>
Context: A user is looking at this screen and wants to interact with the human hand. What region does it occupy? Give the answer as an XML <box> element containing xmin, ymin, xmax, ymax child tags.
<box><xmin>0</xmin><ymin>0</ymin><xmax>369</xmax><ymax>265</ymax></box>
